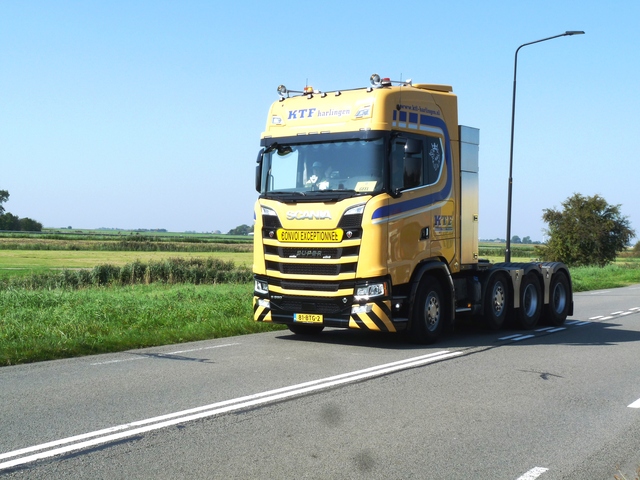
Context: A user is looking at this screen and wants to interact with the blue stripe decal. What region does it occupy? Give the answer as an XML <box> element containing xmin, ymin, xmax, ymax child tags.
<box><xmin>372</xmin><ymin>116</ymin><xmax>452</xmax><ymax>221</ymax></box>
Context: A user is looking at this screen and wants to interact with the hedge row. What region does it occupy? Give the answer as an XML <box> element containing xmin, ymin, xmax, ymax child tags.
<box><xmin>0</xmin><ymin>239</ymin><xmax>252</xmax><ymax>252</ymax></box>
<box><xmin>0</xmin><ymin>257</ymin><xmax>253</xmax><ymax>290</ymax></box>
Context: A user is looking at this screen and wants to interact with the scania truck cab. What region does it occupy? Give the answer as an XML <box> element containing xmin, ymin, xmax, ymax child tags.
<box><xmin>252</xmin><ymin>74</ymin><xmax>572</xmax><ymax>343</ymax></box>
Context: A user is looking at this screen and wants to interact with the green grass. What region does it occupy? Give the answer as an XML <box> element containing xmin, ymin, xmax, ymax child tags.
<box><xmin>571</xmin><ymin>261</ymin><xmax>640</xmax><ymax>292</ymax></box>
<box><xmin>12</xmin><ymin>229</ymin><xmax>253</xmax><ymax>243</ymax></box>
<box><xmin>2</xmin><ymin>235</ymin><xmax>640</xmax><ymax>367</ymax></box>
<box><xmin>0</xmin><ymin>257</ymin><xmax>253</xmax><ymax>290</ymax></box>
<box><xmin>0</xmin><ymin>283</ymin><xmax>285</xmax><ymax>366</ymax></box>
<box><xmin>0</xmin><ymin>250</ymin><xmax>252</xmax><ymax>275</ymax></box>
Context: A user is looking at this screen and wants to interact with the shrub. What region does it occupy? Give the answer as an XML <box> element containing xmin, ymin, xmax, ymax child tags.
<box><xmin>0</xmin><ymin>257</ymin><xmax>252</xmax><ymax>290</ymax></box>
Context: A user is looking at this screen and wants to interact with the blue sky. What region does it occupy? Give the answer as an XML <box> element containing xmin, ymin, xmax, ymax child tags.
<box><xmin>1</xmin><ymin>1</ymin><xmax>638</xmax><ymax>241</ymax></box>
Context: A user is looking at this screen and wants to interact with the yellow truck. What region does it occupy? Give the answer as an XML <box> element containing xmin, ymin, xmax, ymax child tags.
<box><xmin>252</xmin><ymin>74</ymin><xmax>573</xmax><ymax>343</ymax></box>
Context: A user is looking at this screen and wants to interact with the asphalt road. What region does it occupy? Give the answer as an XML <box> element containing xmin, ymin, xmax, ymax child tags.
<box><xmin>1</xmin><ymin>285</ymin><xmax>639</xmax><ymax>479</ymax></box>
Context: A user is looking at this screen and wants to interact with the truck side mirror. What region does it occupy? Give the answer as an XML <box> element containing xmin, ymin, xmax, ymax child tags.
<box><xmin>255</xmin><ymin>149</ymin><xmax>264</xmax><ymax>192</ymax></box>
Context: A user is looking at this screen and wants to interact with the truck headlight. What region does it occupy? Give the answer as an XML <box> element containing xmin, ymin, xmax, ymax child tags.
<box><xmin>354</xmin><ymin>281</ymin><xmax>387</xmax><ymax>301</ymax></box>
<box><xmin>345</xmin><ymin>204</ymin><xmax>365</xmax><ymax>216</ymax></box>
<box><xmin>261</xmin><ymin>206</ymin><xmax>278</xmax><ymax>217</ymax></box>
<box><xmin>254</xmin><ymin>279</ymin><xmax>269</xmax><ymax>295</ymax></box>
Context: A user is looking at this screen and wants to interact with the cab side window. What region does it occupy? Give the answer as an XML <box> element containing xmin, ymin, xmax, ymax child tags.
<box><xmin>390</xmin><ymin>134</ymin><xmax>444</xmax><ymax>191</ymax></box>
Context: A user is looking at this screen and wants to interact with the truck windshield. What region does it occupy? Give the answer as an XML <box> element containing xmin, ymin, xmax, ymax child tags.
<box><xmin>260</xmin><ymin>138</ymin><xmax>386</xmax><ymax>197</ymax></box>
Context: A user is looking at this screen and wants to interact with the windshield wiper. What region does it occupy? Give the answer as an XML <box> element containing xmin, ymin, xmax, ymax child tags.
<box><xmin>264</xmin><ymin>191</ymin><xmax>306</xmax><ymax>196</ymax></box>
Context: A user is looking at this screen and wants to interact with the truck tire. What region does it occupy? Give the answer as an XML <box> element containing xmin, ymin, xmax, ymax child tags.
<box><xmin>288</xmin><ymin>324</ymin><xmax>324</xmax><ymax>335</ymax></box>
<box><xmin>410</xmin><ymin>276</ymin><xmax>446</xmax><ymax>344</ymax></box>
<box><xmin>543</xmin><ymin>271</ymin><xmax>570</xmax><ymax>326</ymax></box>
<box><xmin>516</xmin><ymin>273</ymin><xmax>542</xmax><ymax>329</ymax></box>
<box><xmin>483</xmin><ymin>273</ymin><xmax>509</xmax><ymax>330</ymax></box>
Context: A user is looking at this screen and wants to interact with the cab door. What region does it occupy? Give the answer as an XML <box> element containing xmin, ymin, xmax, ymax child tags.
<box><xmin>387</xmin><ymin>133</ymin><xmax>451</xmax><ymax>285</ymax></box>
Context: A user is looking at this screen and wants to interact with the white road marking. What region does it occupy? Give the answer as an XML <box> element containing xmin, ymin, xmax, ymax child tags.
<box><xmin>512</xmin><ymin>335</ymin><xmax>535</xmax><ymax>341</ymax></box>
<box><xmin>165</xmin><ymin>343</ymin><xmax>241</xmax><ymax>355</ymax></box>
<box><xmin>516</xmin><ymin>467</ymin><xmax>549</xmax><ymax>480</ymax></box>
<box><xmin>496</xmin><ymin>316</ymin><xmax>599</xmax><ymax>342</ymax></box>
<box><xmin>629</xmin><ymin>398</ymin><xmax>640</xmax><ymax>409</ymax></box>
<box><xmin>611</xmin><ymin>311</ymin><xmax>624</xmax><ymax>315</ymax></box>
<box><xmin>90</xmin><ymin>357</ymin><xmax>145</xmax><ymax>365</ymax></box>
<box><xmin>90</xmin><ymin>343</ymin><xmax>240</xmax><ymax>365</ymax></box>
<box><xmin>0</xmin><ymin>350</ymin><xmax>462</xmax><ymax>471</ymax></box>
<box><xmin>499</xmin><ymin>334</ymin><xmax>524</xmax><ymax>340</ymax></box>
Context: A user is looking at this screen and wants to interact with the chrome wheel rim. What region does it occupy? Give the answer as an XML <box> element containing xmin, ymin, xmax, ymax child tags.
<box><xmin>425</xmin><ymin>293</ymin><xmax>440</xmax><ymax>332</ymax></box>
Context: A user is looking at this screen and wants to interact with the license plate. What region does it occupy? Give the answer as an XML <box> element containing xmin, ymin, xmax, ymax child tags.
<box><xmin>294</xmin><ymin>313</ymin><xmax>323</xmax><ymax>324</ymax></box>
<box><xmin>277</xmin><ymin>229</ymin><xmax>343</xmax><ymax>243</ymax></box>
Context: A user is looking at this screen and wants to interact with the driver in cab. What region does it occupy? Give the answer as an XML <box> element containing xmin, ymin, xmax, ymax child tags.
<box><xmin>306</xmin><ymin>161</ymin><xmax>332</xmax><ymax>190</ymax></box>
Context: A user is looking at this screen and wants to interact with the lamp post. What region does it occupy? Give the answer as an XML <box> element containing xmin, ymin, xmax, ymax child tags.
<box><xmin>505</xmin><ymin>30</ymin><xmax>584</xmax><ymax>262</ymax></box>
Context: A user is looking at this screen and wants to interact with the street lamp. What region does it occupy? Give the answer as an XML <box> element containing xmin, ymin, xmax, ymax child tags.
<box><xmin>505</xmin><ymin>30</ymin><xmax>585</xmax><ymax>263</ymax></box>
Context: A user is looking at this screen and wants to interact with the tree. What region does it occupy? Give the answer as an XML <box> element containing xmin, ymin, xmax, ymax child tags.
<box><xmin>0</xmin><ymin>212</ymin><xmax>20</xmax><ymax>231</ymax></box>
<box><xmin>538</xmin><ymin>193</ymin><xmax>635</xmax><ymax>267</ymax></box>
<box><xmin>522</xmin><ymin>236</ymin><xmax>532</xmax><ymax>244</ymax></box>
<box><xmin>511</xmin><ymin>235</ymin><xmax>521</xmax><ymax>244</ymax></box>
<box><xmin>0</xmin><ymin>190</ymin><xmax>8</xmax><ymax>215</ymax></box>
<box><xmin>19</xmin><ymin>217</ymin><xmax>43</xmax><ymax>232</ymax></box>
<box><xmin>227</xmin><ymin>224</ymin><xmax>253</xmax><ymax>235</ymax></box>
<box><xmin>0</xmin><ymin>189</ymin><xmax>43</xmax><ymax>232</ymax></box>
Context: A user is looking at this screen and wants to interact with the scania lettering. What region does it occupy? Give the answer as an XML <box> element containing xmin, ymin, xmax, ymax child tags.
<box><xmin>253</xmin><ymin>75</ymin><xmax>573</xmax><ymax>343</ymax></box>
<box><xmin>286</xmin><ymin>210</ymin><xmax>332</xmax><ymax>220</ymax></box>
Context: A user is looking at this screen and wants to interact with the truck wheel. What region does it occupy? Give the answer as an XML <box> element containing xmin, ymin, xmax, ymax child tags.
<box><xmin>543</xmin><ymin>271</ymin><xmax>570</xmax><ymax>326</ymax></box>
<box><xmin>483</xmin><ymin>273</ymin><xmax>509</xmax><ymax>330</ymax></box>
<box><xmin>516</xmin><ymin>273</ymin><xmax>542</xmax><ymax>329</ymax></box>
<box><xmin>288</xmin><ymin>324</ymin><xmax>324</xmax><ymax>335</ymax></box>
<box><xmin>410</xmin><ymin>276</ymin><xmax>446</xmax><ymax>344</ymax></box>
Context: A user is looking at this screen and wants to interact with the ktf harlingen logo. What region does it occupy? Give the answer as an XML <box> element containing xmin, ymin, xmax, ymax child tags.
<box><xmin>434</xmin><ymin>214</ymin><xmax>453</xmax><ymax>234</ymax></box>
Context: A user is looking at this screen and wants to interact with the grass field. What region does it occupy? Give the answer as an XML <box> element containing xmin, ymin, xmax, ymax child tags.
<box><xmin>0</xmin><ymin>250</ymin><xmax>253</xmax><ymax>277</ymax></box>
<box><xmin>0</xmin><ymin>283</ymin><xmax>285</xmax><ymax>366</ymax></box>
<box><xmin>1</xmin><ymin>232</ymin><xmax>639</xmax><ymax>366</ymax></box>
<box><xmin>0</xmin><ymin>231</ymin><xmax>269</xmax><ymax>365</ymax></box>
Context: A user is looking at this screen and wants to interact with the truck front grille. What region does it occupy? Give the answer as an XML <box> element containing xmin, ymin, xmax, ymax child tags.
<box><xmin>260</xmin><ymin>209</ymin><xmax>363</xmax><ymax>297</ymax></box>
<box><xmin>273</xmin><ymin>298</ymin><xmax>350</xmax><ymax>315</ymax></box>
<box><xmin>266</xmin><ymin>262</ymin><xmax>357</xmax><ymax>276</ymax></box>
<box><xmin>270</xmin><ymin>278</ymin><xmax>355</xmax><ymax>292</ymax></box>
